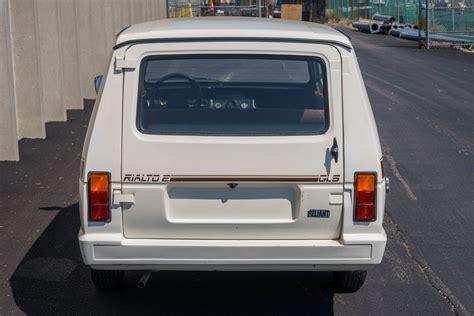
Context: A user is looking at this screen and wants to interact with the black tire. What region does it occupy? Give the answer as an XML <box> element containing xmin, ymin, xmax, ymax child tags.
<box><xmin>90</xmin><ymin>269</ymin><xmax>125</xmax><ymax>290</ymax></box>
<box><xmin>333</xmin><ymin>270</ymin><xmax>367</xmax><ymax>293</ymax></box>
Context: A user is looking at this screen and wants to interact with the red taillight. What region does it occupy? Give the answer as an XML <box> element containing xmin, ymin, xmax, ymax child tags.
<box><xmin>354</xmin><ymin>173</ymin><xmax>376</xmax><ymax>221</ymax></box>
<box><xmin>88</xmin><ymin>173</ymin><xmax>110</xmax><ymax>222</ymax></box>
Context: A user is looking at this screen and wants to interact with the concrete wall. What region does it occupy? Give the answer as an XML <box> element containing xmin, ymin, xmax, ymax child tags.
<box><xmin>9</xmin><ymin>0</ymin><xmax>46</xmax><ymax>140</ymax></box>
<box><xmin>0</xmin><ymin>0</ymin><xmax>19</xmax><ymax>161</ymax></box>
<box><xmin>0</xmin><ymin>0</ymin><xmax>167</xmax><ymax>161</ymax></box>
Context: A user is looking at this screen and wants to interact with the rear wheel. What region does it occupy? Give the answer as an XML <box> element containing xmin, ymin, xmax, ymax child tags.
<box><xmin>90</xmin><ymin>269</ymin><xmax>125</xmax><ymax>290</ymax></box>
<box><xmin>333</xmin><ymin>270</ymin><xmax>367</xmax><ymax>292</ymax></box>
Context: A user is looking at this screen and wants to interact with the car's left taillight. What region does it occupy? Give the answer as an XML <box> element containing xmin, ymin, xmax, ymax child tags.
<box><xmin>88</xmin><ymin>173</ymin><xmax>110</xmax><ymax>222</ymax></box>
<box><xmin>354</xmin><ymin>173</ymin><xmax>377</xmax><ymax>222</ymax></box>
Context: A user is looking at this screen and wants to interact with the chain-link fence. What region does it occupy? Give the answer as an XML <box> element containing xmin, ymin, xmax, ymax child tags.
<box><xmin>168</xmin><ymin>0</ymin><xmax>267</xmax><ymax>17</ymax></box>
<box><xmin>428</xmin><ymin>6</ymin><xmax>474</xmax><ymax>47</ymax></box>
<box><xmin>326</xmin><ymin>0</ymin><xmax>473</xmax><ymax>46</ymax></box>
<box><xmin>168</xmin><ymin>0</ymin><xmax>473</xmax><ymax>47</ymax></box>
<box><xmin>431</xmin><ymin>6</ymin><xmax>474</xmax><ymax>34</ymax></box>
<box><xmin>168</xmin><ymin>0</ymin><xmax>325</xmax><ymax>21</ymax></box>
<box><xmin>326</xmin><ymin>0</ymin><xmax>418</xmax><ymax>23</ymax></box>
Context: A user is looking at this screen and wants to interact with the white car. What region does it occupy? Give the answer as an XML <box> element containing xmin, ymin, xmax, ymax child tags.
<box><xmin>80</xmin><ymin>18</ymin><xmax>388</xmax><ymax>291</ymax></box>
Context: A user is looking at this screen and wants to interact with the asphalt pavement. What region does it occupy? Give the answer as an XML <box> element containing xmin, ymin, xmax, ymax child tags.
<box><xmin>0</xmin><ymin>28</ymin><xmax>473</xmax><ymax>315</ymax></box>
<box><xmin>344</xmin><ymin>27</ymin><xmax>473</xmax><ymax>315</ymax></box>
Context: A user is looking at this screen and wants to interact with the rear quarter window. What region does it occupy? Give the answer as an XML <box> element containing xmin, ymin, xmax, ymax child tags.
<box><xmin>137</xmin><ymin>55</ymin><xmax>329</xmax><ymax>136</ymax></box>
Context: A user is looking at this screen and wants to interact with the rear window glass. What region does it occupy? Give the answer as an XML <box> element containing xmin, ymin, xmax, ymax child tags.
<box><xmin>137</xmin><ymin>55</ymin><xmax>329</xmax><ymax>136</ymax></box>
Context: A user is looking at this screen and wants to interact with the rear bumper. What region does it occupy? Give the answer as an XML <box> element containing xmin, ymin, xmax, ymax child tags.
<box><xmin>79</xmin><ymin>230</ymin><xmax>386</xmax><ymax>271</ymax></box>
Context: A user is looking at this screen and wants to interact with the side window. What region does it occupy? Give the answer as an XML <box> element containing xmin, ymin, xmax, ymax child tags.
<box><xmin>137</xmin><ymin>55</ymin><xmax>329</xmax><ymax>136</ymax></box>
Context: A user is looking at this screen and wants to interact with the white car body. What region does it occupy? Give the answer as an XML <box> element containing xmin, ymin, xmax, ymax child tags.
<box><xmin>79</xmin><ymin>18</ymin><xmax>387</xmax><ymax>275</ymax></box>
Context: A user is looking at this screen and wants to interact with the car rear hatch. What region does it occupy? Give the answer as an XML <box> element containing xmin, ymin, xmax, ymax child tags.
<box><xmin>119</xmin><ymin>41</ymin><xmax>344</xmax><ymax>240</ymax></box>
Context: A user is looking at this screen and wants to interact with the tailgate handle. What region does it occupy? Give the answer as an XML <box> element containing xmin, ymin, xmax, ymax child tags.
<box><xmin>113</xmin><ymin>190</ymin><xmax>135</xmax><ymax>205</ymax></box>
<box><xmin>331</xmin><ymin>138</ymin><xmax>339</xmax><ymax>163</ymax></box>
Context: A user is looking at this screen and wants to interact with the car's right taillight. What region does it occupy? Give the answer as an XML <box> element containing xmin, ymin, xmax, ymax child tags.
<box><xmin>88</xmin><ymin>172</ymin><xmax>110</xmax><ymax>222</ymax></box>
<box><xmin>354</xmin><ymin>173</ymin><xmax>376</xmax><ymax>222</ymax></box>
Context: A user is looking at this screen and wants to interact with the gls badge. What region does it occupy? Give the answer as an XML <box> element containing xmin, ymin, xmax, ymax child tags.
<box><xmin>307</xmin><ymin>209</ymin><xmax>330</xmax><ymax>218</ymax></box>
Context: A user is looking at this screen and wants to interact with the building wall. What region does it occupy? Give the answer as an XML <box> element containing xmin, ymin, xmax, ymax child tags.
<box><xmin>0</xmin><ymin>0</ymin><xmax>19</xmax><ymax>160</ymax></box>
<box><xmin>0</xmin><ymin>0</ymin><xmax>167</xmax><ymax>161</ymax></box>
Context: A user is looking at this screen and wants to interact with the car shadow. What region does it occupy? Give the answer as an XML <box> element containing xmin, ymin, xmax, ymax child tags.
<box><xmin>10</xmin><ymin>203</ymin><xmax>336</xmax><ymax>315</ymax></box>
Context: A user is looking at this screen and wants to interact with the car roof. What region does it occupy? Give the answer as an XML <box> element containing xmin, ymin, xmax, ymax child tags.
<box><xmin>115</xmin><ymin>17</ymin><xmax>352</xmax><ymax>50</ymax></box>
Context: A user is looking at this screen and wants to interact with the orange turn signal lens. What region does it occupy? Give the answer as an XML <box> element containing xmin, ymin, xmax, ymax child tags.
<box><xmin>88</xmin><ymin>173</ymin><xmax>110</xmax><ymax>222</ymax></box>
<box><xmin>354</xmin><ymin>173</ymin><xmax>376</xmax><ymax>221</ymax></box>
